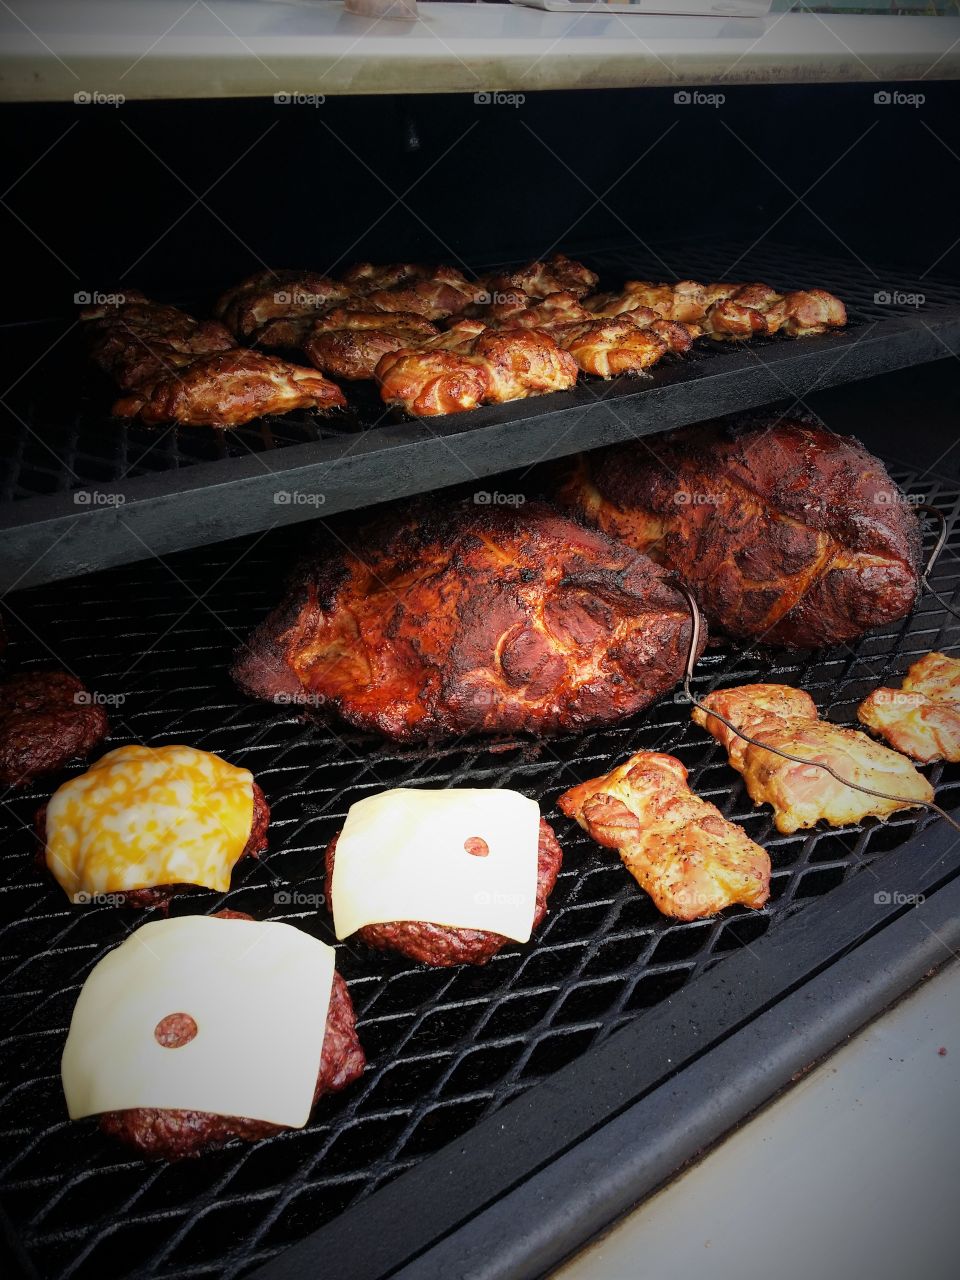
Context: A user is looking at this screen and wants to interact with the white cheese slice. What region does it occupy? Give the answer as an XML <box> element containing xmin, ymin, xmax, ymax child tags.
<box><xmin>62</xmin><ymin>916</ymin><xmax>335</xmax><ymax>1128</ymax></box>
<box><xmin>332</xmin><ymin>787</ymin><xmax>541</xmax><ymax>943</ymax></box>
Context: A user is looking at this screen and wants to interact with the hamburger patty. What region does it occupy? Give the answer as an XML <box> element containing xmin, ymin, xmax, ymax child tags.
<box><xmin>98</xmin><ymin>910</ymin><xmax>365</xmax><ymax>1159</ymax></box>
<box><xmin>324</xmin><ymin>817</ymin><xmax>563</xmax><ymax>966</ymax></box>
<box><xmin>35</xmin><ymin>783</ymin><xmax>270</xmax><ymax>908</ymax></box>
<box><xmin>0</xmin><ymin>671</ymin><xmax>109</xmax><ymax>788</ymax></box>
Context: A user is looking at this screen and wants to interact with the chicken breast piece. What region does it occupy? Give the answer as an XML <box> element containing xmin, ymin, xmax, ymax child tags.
<box><xmin>304</xmin><ymin>308</ymin><xmax>439</xmax><ymax>380</ymax></box>
<box><xmin>693</xmin><ymin>683</ymin><xmax>934</xmax><ymax>834</ymax></box>
<box><xmin>559</xmin><ymin>751</ymin><xmax>770</xmax><ymax>920</ymax></box>
<box><xmin>858</xmin><ymin>652</ymin><xmax>960</xmax><ymax>763</ymax></box>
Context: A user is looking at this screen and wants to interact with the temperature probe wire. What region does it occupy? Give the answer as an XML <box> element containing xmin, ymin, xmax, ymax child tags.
<box><xmin>674</xmin><ymin>570</ymin><xmax>960</xmax><ymax>837</ymax></box>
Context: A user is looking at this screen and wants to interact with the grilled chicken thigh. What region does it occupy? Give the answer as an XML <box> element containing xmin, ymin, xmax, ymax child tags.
<box><xmin>693</xmin><ymin>683</ymin><xmax>934</xmax><ymax>833</ymax></box>
<box><xmin>304</xmin><ymin>308</ymin><xmax>439</xmax><ymax>380</ymax></box>
<box><xmin>112</xmin><ymin>350</ymin><xmax>346</xmax><ymax>427</ymax></box>
<box><xmin>858</xmin><ymin>652</ymin><xmax>960</xmax><ymax>762</ymax></box>
<box><xmin>559</xmin><ymin>751</ymin><xmax>770</xmax><ymax>920</ymax></box>
<box><xmin>215</xmin><ymin>271</ymin><xmax>351</xmax><ymax>339</ymax></box>
<box><xmin>232</xmin><ymin>499</ymin><xmax>703</xmax><ymax>742</ymax></box>
<box><xmin>483</xmin><ymin>253</ymin><xmax>599</xmax><ymax>301</ymax></box>
<box><xmin>83</xmin><ymin>300</ymin><xmax>236</xmax><ymax>390</ymax></box>
<box><xmin>376</xmin><ymin>325</ymin><xmax>577</xmax><ymax>415</ymax></box>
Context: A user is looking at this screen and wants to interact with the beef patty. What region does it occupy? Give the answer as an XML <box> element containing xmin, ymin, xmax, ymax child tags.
<box><xmin>35</xmin><ymin>783</ymin><xmax>270</xmax><ymax>908</ymax></box>
<box><xmin>0</xmin><ymin>672</ymin><xmax>109</xmax><ymax>788</ymax></box>
<box><xmin>324</xmin><ymin>817</ymin><xmax>563</xmax><ymax>966</ymax></box>
<box><xmin>98</xmin><ymin>910</ymin><xmax>365</xmax><ymax>1159</ymax></box>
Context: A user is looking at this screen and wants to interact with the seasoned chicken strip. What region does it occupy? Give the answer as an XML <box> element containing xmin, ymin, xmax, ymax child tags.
<box><xmin>693</xmin><ymin>684</ymin><xmax>934</xmax><ymax>834</ymax></box>
<box><xmin>558</xmin><ymin>751</ymin><xmax>770</xmax><ymax>920</ymax></box>
<box><xmin>858</xmin><ymin>652</ymin><xmax>960</xmax><ymax>763</ymax></box>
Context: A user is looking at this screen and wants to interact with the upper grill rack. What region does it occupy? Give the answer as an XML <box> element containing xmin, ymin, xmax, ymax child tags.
<box><xmin>0</xmin><ymin>456</ymin><xmax>958</xmax><ymax>1280</ymax></box>
<box><xmin>2</xmin><ymin>239</ymin><xmax>959</xmax><ymax>590</ymax></box>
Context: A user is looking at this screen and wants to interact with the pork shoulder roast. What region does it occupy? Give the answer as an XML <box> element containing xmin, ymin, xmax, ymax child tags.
<box><xmin>232</xmin><ymin>500</ymin><xmax>703</xmax><ymax>742</ymax></box>
<box><xmin>555</xmin><ymin>419</ymin><xmax>921</xmax><ymax>649</ymax></box>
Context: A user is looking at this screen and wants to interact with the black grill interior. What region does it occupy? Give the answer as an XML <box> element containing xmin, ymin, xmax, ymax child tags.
<box><xmin>2</xmin><ymin>240</ymin><xmax>957</xmax><ymax>506</ymax></box>
<box><xmin>1</xmin><ymin>453</ymin><xmax>958</xmax><ymax>1280</ymax></box>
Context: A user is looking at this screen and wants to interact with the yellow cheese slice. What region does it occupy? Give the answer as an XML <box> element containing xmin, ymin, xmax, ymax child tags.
<box><xmin>62</xmin><ymin>916</ymin><xmax>334</xmax><ymax>1128</ymax></box>
<box><xmin>332</xmin><ymin>787</ymin><xmax>541</xmax><ymax>943</ymax></box>
<box><xmin>45</xmin><ymin>745</ymin><xmax>255</xmax><ymax>898</ymax></box>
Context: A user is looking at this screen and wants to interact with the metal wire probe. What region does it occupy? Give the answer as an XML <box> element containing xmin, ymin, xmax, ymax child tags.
<box><xmin>674</xmin><ymin>578</ymin><xmax>960</xmax><ymax>836</ymax></box>
<box><xmin>918</xmin><ymin>502</ymin><xmax>960</xmax><ymax>624</ymax></box>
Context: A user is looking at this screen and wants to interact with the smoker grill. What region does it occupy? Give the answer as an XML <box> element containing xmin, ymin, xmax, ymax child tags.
<box><xmin>2</xmin><ymin>37</ymin><xmax>960</xmax><ymax>1280</ymax></box>
<box><xmin>1</xmin><ymin>445</ymin><xmax>959</xmax><ymax>1280</ymax></box>
<box><xmin>2</xmin><ymin>239</ymin><xmax>959</xmax><ymax>590</ymax></box>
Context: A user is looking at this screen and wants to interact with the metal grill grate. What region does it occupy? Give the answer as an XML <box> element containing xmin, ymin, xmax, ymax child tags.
<box><xmin>2</xmin><ymin>239</ymin><xmax>957</xmax><ymax>507</ymax></box>
<box><xmin>1</xmin><ymin>457</ymin><xmax>959</xmax><ymax>1280</ymax></box>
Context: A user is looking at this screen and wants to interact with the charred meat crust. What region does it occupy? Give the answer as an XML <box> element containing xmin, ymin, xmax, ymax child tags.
<box><xmin>98</xmin><ymin>910</ymin><xmax>365</xmax><ymax>1159</ymax></box>
<box><xmin>35</xmin><ymin>782</ymin><xmax>270</xmax><ymax>909</ymax></box>
<box><xmin>324</xmin><ymin>817</ymin><xmax>563</xmax><ymax>966</ymax></box>
<box><xmin>231</xmin><ymin>499</ymin><xmax>704</xmax><ymax>742</ymax></box>
<box><xmin>557</xmin><ymin>420</ymin><xmax>921</xmax><ymax>649</ymax></box>
<box><xmin>0</xmin><ymin>672</ymin><xmax>109</xmax><ymax>789</ymax></box>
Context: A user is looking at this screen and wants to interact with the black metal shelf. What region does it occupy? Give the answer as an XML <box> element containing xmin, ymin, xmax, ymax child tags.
<box><xmin>2</xmin><ymin>240</ymin><xmax>959</xmax><ymax>591</ymax></box>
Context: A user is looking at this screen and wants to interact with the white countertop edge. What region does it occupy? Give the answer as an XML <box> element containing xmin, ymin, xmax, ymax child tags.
<box><xmin>1</xmin><ymin>6</ymin><xmax>959</xmax><ymax>100</ymax></box>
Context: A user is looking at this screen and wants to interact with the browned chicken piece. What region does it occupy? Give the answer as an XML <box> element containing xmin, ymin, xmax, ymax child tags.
<box><xmin>858</xmin><ymin>652</ymin><xmax>960</xmax><ymax>763</ymax></box>
<box><xmin>551</xmin><ymin>316</ymin><xmax>669</xmax><ymax>377</ymax></box>
<box><xmin>85</xmin><ymin>302</ymin><xmax>236</xmax><ymax>389</ymax></box>
<box><xmin>692</xmin><ymin>684</ymin><xmax>935</xmax><ymax>834</ymax></box>
<box><xmin>340</xmin><ymin>262</ymin><xmax>482</xmax><ymax>299</ymax></box>
<box><xmin>485</xmin><ymin>290</ymin><xmax>594</xmax><ymax>329</ymax></box>
<box><xmin>232</xmin><ymin>500</ymin><xmax>703</xmax><ymax>742</ymax></box>
<box><xmin>774</xmin><ymin>289</ymin><xmax>848</xmax><ymax>337</ymax></box>
<box><xmin>303</xmin><ymin>308</ymin><xmax>439</xmax><ymax>380</ymax></box>
<box><xmin>112</xmin><ymin>349</ymin><xmax>346</xmax><ymax>428</ymax></box>
<box><xmin>556</xmin><ymin>419</ymin><xmax>921</xmax><ymax>648</ymax></box>
<box><xmin>376</xmin><ymin>325</ymin><xmax>577</xmax><ymax>416</ymax></box>
<box><xmin>558</xmin><ymin>751</ymin><xmax>770</xmax><ymax>920</ymax></box>
<box><xmin>215</xmin><ymin>270</ymin><xmax>351</xmax><ymax>339</ymax></box>
<box><xmin>485</xmin><ymin>253</ymin><xmax>599</xmax><ymax>301</ymax></box>
<box><xmin>351</xmin><ymin>280</ymin><xmax>475</xmax><ymax>321</ymax></box>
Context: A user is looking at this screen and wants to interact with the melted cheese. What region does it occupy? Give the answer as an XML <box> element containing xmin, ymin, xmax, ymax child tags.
<box><xmin>62</xmin><ymin>916</ymin><xmax>334</xmax><ymax>1127</ymax></box>
<box><xmin>45</xmin><ymin>745</ymin><xmax>255</xmax><ymax>898</ymax></box>
<box><xmin>332</xmin><ymin>788</ymin><xmax>541</xmax><ymax>942</ymax></box>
